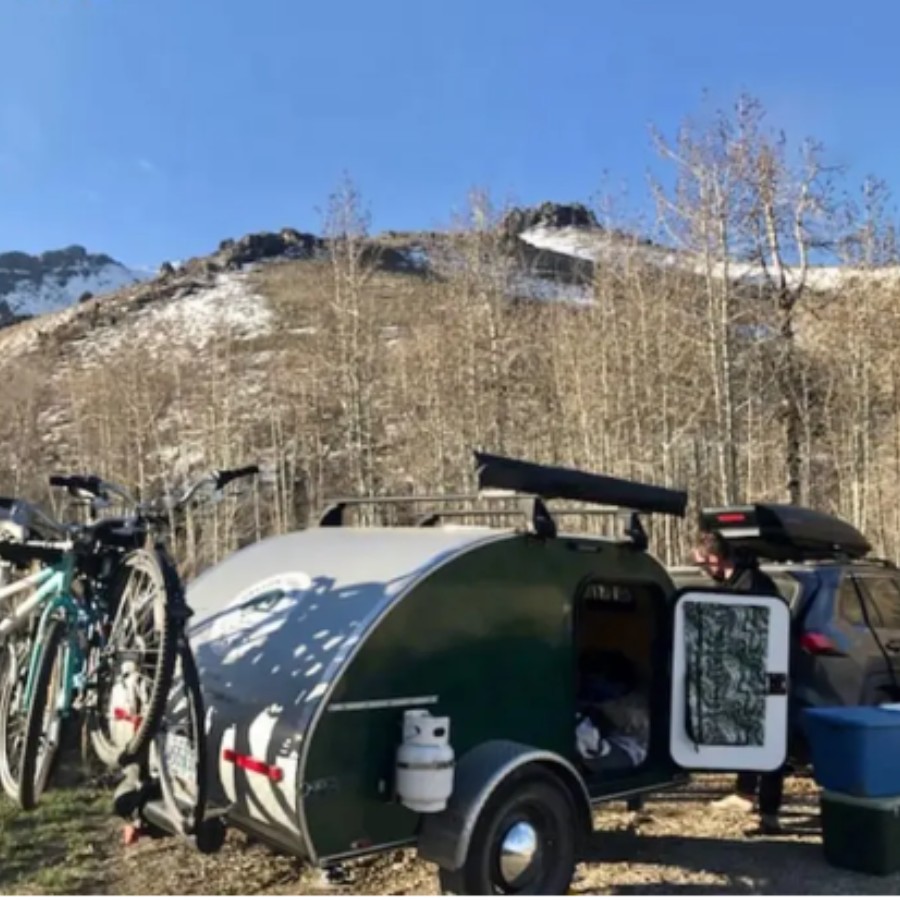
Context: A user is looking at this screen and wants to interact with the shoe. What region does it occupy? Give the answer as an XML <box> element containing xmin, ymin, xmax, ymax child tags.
<box><xmin>710</xmin><ymin>793</ymin><xmax>754</xmax><ymax>813</ymax></box>
<box><xmin>745</xmin><ymin>815</ymin><xmax>783</xmax><ymax>837</ymax></box>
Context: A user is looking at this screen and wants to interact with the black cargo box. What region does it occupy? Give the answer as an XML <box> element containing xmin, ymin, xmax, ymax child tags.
<box><xmin>699</xmin><ymin>503</ymin><xmax>871</xmax><ymax>563</ymax></box>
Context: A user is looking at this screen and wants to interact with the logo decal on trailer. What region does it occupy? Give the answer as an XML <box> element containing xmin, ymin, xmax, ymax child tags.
<box><xmin>576</xmin><ymin>578</ymin><xmax>636</xmax><ymax>609</ymax></box>
<box><xmin>301</xmin><ymin>777</ymin><xmax>340</xmax><ymax>797</ymax></box>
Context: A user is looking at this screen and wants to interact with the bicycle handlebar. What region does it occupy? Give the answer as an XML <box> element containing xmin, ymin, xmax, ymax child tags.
<box><xmin>215</xmin><ymin>465</ymin><xmax>260</xmax><ymax>490</ymax></box>
<box><xmin>50</xmin><ymin>474</ymin><xmax>137</xmax><ymax>509</ymax></box>
<box><xmin>49</xmin><ymin>474</ymin><xmax>104</xmax><ymax>496</ymax></box>
<box><xmin>49</xmin><ymin>464</ymin><xmax>259</xmax><ymax>521</ymax></box>
<box><xmin>173</xmin><ymin>464</ymin><xmax>260</xmax><ymax>508</ymax></box>
<box><xmin>141</xmin><ymin>463</ymin><xmax>260</xmax><ymax>518</ymax></box>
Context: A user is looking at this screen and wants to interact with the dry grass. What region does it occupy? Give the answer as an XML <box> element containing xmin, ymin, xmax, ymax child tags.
<box><xmin>1</xmin><ymin>775</ymin><xmax>896</xmax><ymax>895</ymax></box>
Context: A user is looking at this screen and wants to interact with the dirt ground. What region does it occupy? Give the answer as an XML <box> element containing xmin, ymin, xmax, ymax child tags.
<box><xmin>1</xmin><ymin>774</ymin><xmax>898</xmax><ymax>895</ymax></box>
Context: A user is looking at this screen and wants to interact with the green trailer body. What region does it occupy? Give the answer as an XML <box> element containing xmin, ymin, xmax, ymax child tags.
<box><xmin>303</xmin><ymin>532</ymin><xmax>677</xmax><ymax>859</ymax></box>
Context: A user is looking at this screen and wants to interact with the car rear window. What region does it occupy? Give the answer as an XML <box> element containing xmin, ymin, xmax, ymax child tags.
<box><xmin>838</xmin><ymin>576</ymin><xmax>867</xmax><ymax>626</ymax></box>
<box><xmin>855</xmin><ymin>575</ymin><xmax>900</xmax><ymax>630</ymax></box>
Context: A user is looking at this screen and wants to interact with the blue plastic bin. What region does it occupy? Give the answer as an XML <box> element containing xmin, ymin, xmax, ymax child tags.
<box><xmin>804</xmin><ymin>707</ymin><xmax>900</xmax><ymax>797</ymax></box>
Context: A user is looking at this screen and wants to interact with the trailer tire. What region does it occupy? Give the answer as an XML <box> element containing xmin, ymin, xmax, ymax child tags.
<box><xmin>437</xmin><ymin>769</ymin><xmax>577</xmax><ymax>895</ymax></box>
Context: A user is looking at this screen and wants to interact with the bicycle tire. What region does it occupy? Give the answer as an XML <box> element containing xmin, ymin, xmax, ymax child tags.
<box><xmin>19</xmin><ymin>617</ymin><xmax>68</xmax><ymax>810</ymax></box>
<box><xmin>150</xmin><ymin>639</ymin><xmax>207</xmax><ymax>835</ymax></box>
<box><xmin>0</xmin><ymin>644</ymin><xmax>26</xmax><ymax>801</ymax></box>
<box><xmin>100</xmin><ymin>548</ymin><xmax>180</xmax><ymax>767</ymax></box>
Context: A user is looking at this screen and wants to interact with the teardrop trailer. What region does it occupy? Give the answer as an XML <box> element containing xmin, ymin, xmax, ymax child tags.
<box><xmin>135</xmin><ymin>453</ymin><xmax>812</xmax><ymax>895</ymax></box>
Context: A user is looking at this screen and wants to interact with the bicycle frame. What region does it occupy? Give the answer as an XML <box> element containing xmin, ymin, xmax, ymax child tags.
<box><xmin>0</xmin><ymin>554</ymin><xmax>83</xmax><ymax>715</ymax></box>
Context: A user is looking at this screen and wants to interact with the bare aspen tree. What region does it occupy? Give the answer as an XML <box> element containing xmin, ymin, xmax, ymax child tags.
<box><xmin>651</xmin><ymin>99</ymin><xmax>753</xmax><ymax>504</ymax></box>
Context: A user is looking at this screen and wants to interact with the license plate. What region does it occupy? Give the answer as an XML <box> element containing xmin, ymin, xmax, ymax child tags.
<box><xmin>165</xmin><ymin>732</ymin><xmax>197</xmax><ymax>787</ymax></box>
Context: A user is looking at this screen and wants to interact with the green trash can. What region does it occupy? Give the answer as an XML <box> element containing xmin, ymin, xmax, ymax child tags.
<box><xmin>820</xmin><ymin>790</ymin><xmax>900</xmax><ymax>876</ymax></box>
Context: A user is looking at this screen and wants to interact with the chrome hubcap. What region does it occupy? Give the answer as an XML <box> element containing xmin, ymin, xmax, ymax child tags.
<box><xmin>499</xmin><ymin>820</ymin><xmax>539</xmax><ymax>884</ymax></box>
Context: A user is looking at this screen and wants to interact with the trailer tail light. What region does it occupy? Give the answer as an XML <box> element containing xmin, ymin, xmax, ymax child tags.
<box><xmin>800</xmin><ymin>632</ymin><xmax>842</xmax><ymax>656</ymax></box>
<box><xmin>222</xmin><ymin>748</ymin><xmax>283</xmax><ymax>783</ymax></box>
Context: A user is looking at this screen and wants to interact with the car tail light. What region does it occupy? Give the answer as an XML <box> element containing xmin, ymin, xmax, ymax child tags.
<box><xmin>800</xmin><ymin>631</ymin><xmax>842</xmax><ymax>655</ymax></box>
<box><xmin>717</xmin><ymin>512</ymin><xmax>747</xmax><ymax>524</ymax></box>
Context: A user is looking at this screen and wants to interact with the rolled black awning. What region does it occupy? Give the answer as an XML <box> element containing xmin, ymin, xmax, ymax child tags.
<box><xmin>474</xmin><ymin>451</ymin><xmax>688</xmax><ymax>518</ymax></box>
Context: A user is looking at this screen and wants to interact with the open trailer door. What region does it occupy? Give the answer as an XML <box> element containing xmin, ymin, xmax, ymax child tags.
<box><xmin>669</xmin><ymin>589</ymin><xmax>790</xmax><ymax>772</ymax></box>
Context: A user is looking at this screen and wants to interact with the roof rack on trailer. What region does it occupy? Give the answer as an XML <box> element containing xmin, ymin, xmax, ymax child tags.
<box><xmin>316</xmin><ymin>451</ymin><xmax>688</xmax><ymax>550</ymax></box>
<box><xmin>317</xmin><ymin>493</ymin><xmax>612</xmax><ymax>538</ymax></box>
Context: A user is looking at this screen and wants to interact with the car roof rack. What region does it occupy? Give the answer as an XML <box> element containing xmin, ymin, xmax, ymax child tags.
<box><xmin>850</xmin><ymin>556</ymin><xmax>899</xmax><ymax>570</ymax></box>
<box><xmin>699</xmin><ymin>503</ymin><xmax>872</xmax><ymax>563</ymax></box>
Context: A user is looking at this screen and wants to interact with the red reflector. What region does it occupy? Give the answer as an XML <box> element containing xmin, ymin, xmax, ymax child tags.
<box><xmin>717</xmin><ymin>513</ymin><xmax>747</xmax><ymax>523</ymax></box>
<box><xmin>222</xmin><ymin>748</ymin><xmax>283</xmax><ymax>783</ymax></box>
<box><xmin>800</xmin><ymin>632</ymin><xmax>838</xmax><ymax>655</ymax></box>
<box><xmin>113</xmin><ymin>707</ymin><xmax>143</xmax><ymax>728</ymax></box>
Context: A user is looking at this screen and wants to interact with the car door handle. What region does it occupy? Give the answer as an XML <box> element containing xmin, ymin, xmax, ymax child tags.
<box><xmin>885</xmin><ymin>639</ymin><xmax>900</xmax><ymax>653</ymax></box>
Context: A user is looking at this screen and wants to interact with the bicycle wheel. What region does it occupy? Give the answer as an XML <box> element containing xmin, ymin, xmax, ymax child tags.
<box><xmin>19</xmin><ymin>617</ymin><xmax>68</xmax><ymax>810</ymax></box>
<box><xmin>149</xmin><ymin>639</ymin><xmax>207</xmax><ymax>836</ymax></box>
<box><xmin>94</xmin><ymin>548</ymin><xmax>179</xmax><ymax>767</ymax></box>
<box><xmin>0</xmin><ymin>642</ymin><xmax>27</xmax><ymax>801</ymax></box>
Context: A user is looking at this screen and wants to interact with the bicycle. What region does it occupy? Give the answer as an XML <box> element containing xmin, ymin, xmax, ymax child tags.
<box><xmin>0</xmin><ymin>465</ymin><xmax>258</xmax><ymax>810</ymax></box>
<box><xmin>0</xmin><ymin>496</ymin><xmax>98</xmax><ymax>806</ymax></box>
<box><xmin>100</xmin><ymin>466</ymin><xmax>259</xmax><ymax>843</ymax></box>
<box><xmin>0</xmin><ymin>500</ymin><xmax>176</xmax><ymax>808</ymax></box>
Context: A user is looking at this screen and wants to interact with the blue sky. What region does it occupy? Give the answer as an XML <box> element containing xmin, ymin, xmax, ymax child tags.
<box><xmin>0</xmin><ymin>0</ymin><xmax>896</xmax><ymax>267</ymax></box>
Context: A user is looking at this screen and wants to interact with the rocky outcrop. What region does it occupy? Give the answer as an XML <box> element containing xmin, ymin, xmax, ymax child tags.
<box><xmin>174</xmin><ymin>228</ymin><xmax>323</xmax><ymax>280</ymax></box>
<box><xmin>498</xmin><ymin>203</ymin><xmax>599</xmax><ymax>284</ymax></box>
<box><xmin>500</xmin><ymin>202</ymin><xmax>598</xmax><ymax>242</ymax></box>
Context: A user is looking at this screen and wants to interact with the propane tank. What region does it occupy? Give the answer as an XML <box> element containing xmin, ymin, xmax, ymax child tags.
<box><xmin>395</xmin><ymin>709</ymin><xmax>454</xmax><ymax>813</ymax></box>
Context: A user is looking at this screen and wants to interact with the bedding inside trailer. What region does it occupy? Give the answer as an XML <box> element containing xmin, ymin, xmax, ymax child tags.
<box><xmin>573</xmin><ymin>579</ymin><xmax>667</xmax><ymax>780</ymax></box>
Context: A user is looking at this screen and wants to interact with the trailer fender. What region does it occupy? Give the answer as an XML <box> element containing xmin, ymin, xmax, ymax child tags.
<box><xmin>416</xmin><ymin>740</ymin><xmax>592</xmax><ymax>872</ymax></box>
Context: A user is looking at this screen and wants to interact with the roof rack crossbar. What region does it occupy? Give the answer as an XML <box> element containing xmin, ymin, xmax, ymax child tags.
<box><xmin>316</xmin><ymin>492</ymin><xmax>632</xmax><ymax>529</ymax></box>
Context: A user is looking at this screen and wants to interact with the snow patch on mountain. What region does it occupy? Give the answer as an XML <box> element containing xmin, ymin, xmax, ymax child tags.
<box><xmin>75</xmin><ymin>271</ymin><xmax>273</xmax><ymax>361</ymax></box>
<box><xmin>520</xmin><ymin>222</ymin><xmax>900</xmax><ymax>291</ymax></box>
<box><xmin>511</xmin><ymin>273</ymin><xmax>593</xmax><ymax>305</ymax></box>
<box><xmin>0</xmin><ymin>247</ymin><xmax>148</xmax><ymax>318</ymax></box>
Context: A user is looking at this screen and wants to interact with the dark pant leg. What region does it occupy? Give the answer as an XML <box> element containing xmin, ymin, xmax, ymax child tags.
<box><xmin>583</xmin><ymin>742</ymin><xmax>635</xmax><ymax>774</ymax></box>
<box><xmin>758</xmin><ymin>769</ymin><xmax>785</xmax><ymax>816</ymax></box>
<box><xmin>736</xmin><ymin>771</ymin><xmax>758</xmax><ymax>797</ymax></box>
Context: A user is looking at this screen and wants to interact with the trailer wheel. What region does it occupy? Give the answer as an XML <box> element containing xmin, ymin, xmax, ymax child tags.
<box><xmin>438</xmin><ymin>769</ymin><xmax>577</xmax><ymax>895</ymax></box>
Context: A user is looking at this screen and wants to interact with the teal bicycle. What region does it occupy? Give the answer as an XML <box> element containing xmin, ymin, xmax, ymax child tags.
<box><xmin>0</xmin><ymin>478</ymin><xmax>182</xmax><ymax>810</ymax></box>
<box><xmin>0</xmin><ymin>465</ymin><xmax>257</xmax><ymax>812</ymax></box>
